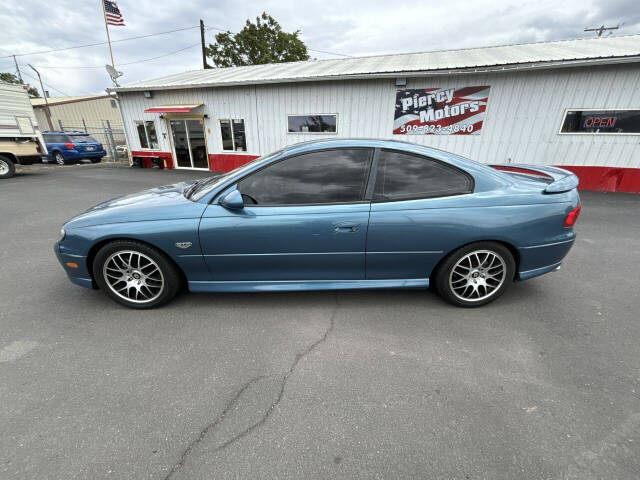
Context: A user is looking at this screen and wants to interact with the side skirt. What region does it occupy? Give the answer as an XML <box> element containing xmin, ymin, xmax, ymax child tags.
<box><xmin>188</xmin><ymin>278</ymin><xmax>430</xmax><ymax>293</ymax></box>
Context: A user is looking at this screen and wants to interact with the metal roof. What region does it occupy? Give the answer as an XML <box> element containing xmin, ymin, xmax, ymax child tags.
<box><xmin>113</xmin><ymin>34</ymin><xmax>640</xmax><ymax>92</ymax></box>
<box><xmin>30</xmin><ymin>94</ymin><xmax>111</xmax><ymax>107</ymax></box>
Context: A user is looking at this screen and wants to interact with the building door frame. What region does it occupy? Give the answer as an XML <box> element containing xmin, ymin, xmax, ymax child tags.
<box><xmin>165</xmin><ymin>115</ymin><xmax>210</xmax><ymax>170</ymax></box>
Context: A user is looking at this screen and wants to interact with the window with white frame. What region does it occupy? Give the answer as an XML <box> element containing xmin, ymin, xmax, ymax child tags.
<box><xmin>135</xmin><ymin>120</ymin><xmax>159</xmax><ymax>149</ymax></box>
<box><xmin>220</xmin><ymin>119</ymin><xmax>247</xmax><ymax>152</ymax></box>
<box><xmin>287</xmin><ymin>114</ymin><xmax>337</xmax><ymax>133</ymax></box>
<box><xmin>559</xmin><ymin>109</ymin><xmax>640</xmax><ymax>134</ymax></box>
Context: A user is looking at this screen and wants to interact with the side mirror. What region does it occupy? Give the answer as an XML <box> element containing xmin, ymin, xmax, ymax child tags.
<box><xmin>219</xmin><ymin>188</ymin><xmax>244</xmax><ymax>210</ymax></box>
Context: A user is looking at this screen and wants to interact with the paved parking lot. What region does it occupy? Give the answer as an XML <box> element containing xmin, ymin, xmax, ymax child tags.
<box><xmin>1</xmin><ymin>163</ymin><xmax>639</xmax><ymax>479</ymax></box>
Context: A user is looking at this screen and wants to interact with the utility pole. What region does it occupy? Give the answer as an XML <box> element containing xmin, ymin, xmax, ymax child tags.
<box><xmin>28</xmin><ymin>64</ymin><xmax>54</xmax><ymax>131</ymax></box>
<box><xmin>584</xmin><ymin>25</ymin><xmax>619</xmax><ymax>37</ymax></box>
<box><xmin>13</xmin><ymin>55</ymin><xmax>23</xmax><ymax>83</ymax></box>
<box><xmin>200</xmin><ymin>19</ymin><xmax>210</xmax><ymax>69</ymax></box>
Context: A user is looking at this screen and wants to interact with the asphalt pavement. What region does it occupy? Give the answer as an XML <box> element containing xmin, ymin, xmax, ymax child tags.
<box><xmin>1</xmin><ymin>163</ymin><xmax>639</xmax><ymax>479</ymax></box>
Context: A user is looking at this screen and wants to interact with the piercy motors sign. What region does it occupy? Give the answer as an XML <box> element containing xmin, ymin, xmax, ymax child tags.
<box><xmin>393</xmin><ymin>86</ymin><xmax>490</xmax><ymax>135</ymax></box>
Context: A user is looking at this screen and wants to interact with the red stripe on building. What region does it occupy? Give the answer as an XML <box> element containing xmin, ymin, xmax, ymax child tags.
<box><xmin>553</xmin><ymin>166</ymin><xmax>640</xmax><ymax>194</ymax></box>
<box><xmin>208</xmin><ymin>153</ymin><xmax>259</xmax><ymax>172</ymax></box>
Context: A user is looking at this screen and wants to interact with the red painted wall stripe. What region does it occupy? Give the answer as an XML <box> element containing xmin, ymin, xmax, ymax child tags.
<box><xmin>553</xmin><ymin>166</ymin><xmax>640</xmax><ymax>194</ymax></box>
<box><xmin>208</xmin><ymin>153</ymin><xmax>259</xmax><ymax>172</ymax></box>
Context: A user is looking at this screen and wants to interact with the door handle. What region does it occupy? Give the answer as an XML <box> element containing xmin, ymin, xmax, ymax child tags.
<box><xmin>334</xmin><ymin>223</ymin><xmax>360</xmax><ymax>233</ymax></box>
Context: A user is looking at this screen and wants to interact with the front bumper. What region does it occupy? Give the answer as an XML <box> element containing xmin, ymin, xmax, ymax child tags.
<box><xmin>54</xmin><ymin>242</ymin><xmax>96</xmax><ymax>289</ymax></box>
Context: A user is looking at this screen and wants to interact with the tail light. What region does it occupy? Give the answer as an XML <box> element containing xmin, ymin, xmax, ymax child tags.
<box><xmin>563</xmin><ymin>204</ymin><xmax>581</xmax><ymax>227</ymax></box>
<box><xmin>64</xmin><ymin>142</ymin><xmax>75</xmax><ymax>150</ymax></box>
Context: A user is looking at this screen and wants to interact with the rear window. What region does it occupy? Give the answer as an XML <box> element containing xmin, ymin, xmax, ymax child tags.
<box><xmin>69</xmin><ymin>135</ymin><xmax>99</xmax><ymax>143</ymax></box>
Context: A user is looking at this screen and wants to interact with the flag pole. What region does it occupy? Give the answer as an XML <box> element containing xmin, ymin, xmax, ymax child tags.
<box><xmin>101</xmin><ymin>0</ymin><xmax>115</xmax><ymax>67</ymax></box>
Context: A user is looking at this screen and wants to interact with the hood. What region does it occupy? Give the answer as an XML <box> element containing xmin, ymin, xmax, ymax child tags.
<box><xmin>64</xmin><ymin>181</ymin><xmax>208</xmax><ymax>229</ymax></box>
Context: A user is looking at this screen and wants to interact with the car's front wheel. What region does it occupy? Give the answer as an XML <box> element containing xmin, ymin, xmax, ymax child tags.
<box><xmin>434</xmin><ymin>242</ymin><xmax>515</xmax><ymax>307</ymax></box>
<box><xmin>93</xmin><ymin>240</ymin><xmax>182</xmax><ymax>309</ymax></box>
<box><xmin>90</xmin><ymin>157</ymin><xmax>102</xmax><ymax>163</ymax></box>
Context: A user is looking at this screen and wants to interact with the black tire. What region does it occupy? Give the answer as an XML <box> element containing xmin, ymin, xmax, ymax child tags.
<box><xmin>434</xmin><ymin>241</ymin><xmax>516</xmax><ymax>308</ymax></box>
<box><xmin>93</xmin><ymin>240</ymin><xmax>182</xmax><ymax>309</ymax></box>
<box><xmin>90</xmin><ymin>157</ymin><xmax>102</xmax><ymax>164</ymax></box>
<box><xmin>0</xmin><ymin>155</ymin><xmax>16</xmax><ymax>179</ymax></box>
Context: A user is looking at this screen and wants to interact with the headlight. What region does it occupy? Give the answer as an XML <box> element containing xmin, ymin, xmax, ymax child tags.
<box><xmin>58</xmin><ymin>228</ymin><xmax>66</xmax><ymax>243</ymax></box>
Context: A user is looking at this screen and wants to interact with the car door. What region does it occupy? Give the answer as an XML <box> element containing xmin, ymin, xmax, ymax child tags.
<box><xmin>366</xmin><ymin>149</ymin><xmax>474</xmax><ymax>279</ymax></box>
<box><xmin>199</xmin><ymin>148</ymin><xmax>374</xmax><ymax>281</ymax></box>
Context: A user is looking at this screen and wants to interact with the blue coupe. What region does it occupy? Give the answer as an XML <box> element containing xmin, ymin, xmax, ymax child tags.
<box><xmin>55</xmin><ymin>139</ymin><xmax>580</xmax><ymax>309</ymax></box>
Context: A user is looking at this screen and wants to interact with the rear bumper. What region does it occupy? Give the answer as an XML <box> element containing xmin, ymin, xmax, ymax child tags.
<box><xmin>54</xmin><ymin>242</ymin><xmax>96</xmax><ymax>289</ymax></box>
<box><xmin>516</xmin><ymin>234</ymin><xmax>575</xmax><ymax>281</ymax></box>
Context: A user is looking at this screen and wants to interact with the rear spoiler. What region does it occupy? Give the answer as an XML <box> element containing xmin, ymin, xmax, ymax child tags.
<box><xmin>490</xmin><ymin>164</ymin><xmax>579</xmax><ymax>193</ymax></box>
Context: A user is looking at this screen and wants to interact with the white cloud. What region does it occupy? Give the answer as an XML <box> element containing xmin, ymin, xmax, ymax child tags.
<box><xmin>1</xmin><ymin>0</ymin><xmax>638</xmax><ymax>96</ymax></box>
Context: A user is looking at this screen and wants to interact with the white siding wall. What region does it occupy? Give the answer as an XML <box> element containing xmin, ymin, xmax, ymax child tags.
<box><xmin>118</xmin><ymin>63</ymin><xmax>640</xmax><ymax>168</ymax></box>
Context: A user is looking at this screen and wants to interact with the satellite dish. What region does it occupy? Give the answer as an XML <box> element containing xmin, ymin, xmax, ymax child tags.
<box><xmin>105</xmin><ymin>64</ymin><xmax>123</xmax><ymax>86</ymax></box>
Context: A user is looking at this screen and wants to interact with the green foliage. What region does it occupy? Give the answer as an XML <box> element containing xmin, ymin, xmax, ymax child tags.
<box><xmin>206</xmin><ymin>13</ymin><xmax>309</xmax><ymax>68</ymax></box>
<box><xmin>0</xmin><ymin>72</ymin><xmax>40</xmax><ymax>97</ymax></box>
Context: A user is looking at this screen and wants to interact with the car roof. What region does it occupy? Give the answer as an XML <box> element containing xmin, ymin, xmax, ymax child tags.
<box><xmin>281</xmin><ymin>138</ymin><xmax>488</xmax><ymax>172</ymax></box>
<box><xmin>43</xmin><ymin>131</ymin><xmax>88</xmax><ymax>135</ymax></box>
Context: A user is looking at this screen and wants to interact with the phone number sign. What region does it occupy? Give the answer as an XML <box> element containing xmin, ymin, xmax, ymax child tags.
<box><xmin>393</xmin><ymin>86</ymin><xmax>490</xmax><ymax>135</ymax></box>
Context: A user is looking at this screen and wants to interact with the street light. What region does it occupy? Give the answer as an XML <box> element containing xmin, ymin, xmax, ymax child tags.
<box><xmin>28</xmin><ymin>64</ymin><xmax>54</xmax><ymax>131</ymax></box>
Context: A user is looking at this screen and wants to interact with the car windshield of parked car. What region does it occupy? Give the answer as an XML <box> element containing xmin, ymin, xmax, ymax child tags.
<box><xmin>187</xmin><ymin>149</ymin><xmax>285</xmax><ymax>201</ymax></box>
<box><xmin>69</xmin><ymin>135</ymin><xmax>99</xmax><ymax>143</ymax></box>
<box><xmin>237</xmin><ymin>148</ymin><xmax>372</xmax><ymax>205</ymax></box>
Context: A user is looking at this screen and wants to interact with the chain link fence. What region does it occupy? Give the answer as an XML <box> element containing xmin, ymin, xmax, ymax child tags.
<box><xmin>56</xmin><ymin>119</ymin><xmax>127</xmax><ymax>161</ymax></box>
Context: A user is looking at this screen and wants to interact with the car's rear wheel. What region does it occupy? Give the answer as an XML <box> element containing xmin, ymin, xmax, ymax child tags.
<box><xmin>54</xmin><ymin>152</ymin><xmax>70</xmax><ymax>165</ymax></box>
<box><xmin>434</xmin><ymin>242</ymin><xmax>515</xmax><ymax>307</ymax></box>
<box><xmin>0</xmin><ymin>155</ymin><xmax>16</xmax><ymax>179</ymax></box>
<box><xmin>93</xmin><ymin>240</ymin><xmax>182</xmax><ymax>309</ymax></box>
<box><xmin>90</xmin><ymin>157</ymin><xmax>102</xmax><ymax>163</ymax></box>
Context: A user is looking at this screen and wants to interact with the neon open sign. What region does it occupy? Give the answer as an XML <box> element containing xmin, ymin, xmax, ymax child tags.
<box><xmin>583</xmin><ymin>116</ymin><xmax>617</xmax><ymax>128</ymax></box>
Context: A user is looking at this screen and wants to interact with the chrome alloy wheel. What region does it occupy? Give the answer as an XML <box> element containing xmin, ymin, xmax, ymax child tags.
<box><xmin>55</xmin><ymin>152</ymin><xmax>65</xmax><ymax>165</ymax></box>
<box><xmin>0</xmin><ymin>159</ymin><xmax>8</xmax><ymax>175</ymax></box>
<box><xmin>102</xmin><ymin>250</ymin><xmax>165</xmax><ymax>304</ymax></box>
<box><xmin>449</xmin><ymin>250</ymin><xmax>506</xmax><ymax>302</ymax></box>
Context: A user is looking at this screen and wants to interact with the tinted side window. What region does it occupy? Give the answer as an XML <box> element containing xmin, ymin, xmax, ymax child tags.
<box><xmin>238</xmin><ymin>148</ymin><xmax>372</xmax><ymax>205</ymax></box>
<box><xmin>45</xmin><ymin>134</ymin><xmax>67</xmax><ymax>143</ymax></box>
<box><xmin>373</xmin><ymin>150</ymin><xmax>473</xmax><ymax>201</ymax></box>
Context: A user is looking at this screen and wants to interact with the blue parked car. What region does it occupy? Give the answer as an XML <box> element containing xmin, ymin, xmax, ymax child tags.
<box><xmin>43</xmin><ymin>131</ymin><xmax>106</xmax><ymax>165</ymax></box>
<box><xmin>55</xmin><ymin>139</ymin><xmax>580</xmax><ymax>309</ymax></box>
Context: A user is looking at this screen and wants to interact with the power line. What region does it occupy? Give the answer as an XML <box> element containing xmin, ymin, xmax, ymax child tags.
<box><xmin>0</xmin><ymin>25</ymin><xmax>200</xmax><ymax>59</ymax></box>
<box><xmin>29</xmin><ymin>42</ymin><xmax>201</xmax><ymax>70</ymax></box>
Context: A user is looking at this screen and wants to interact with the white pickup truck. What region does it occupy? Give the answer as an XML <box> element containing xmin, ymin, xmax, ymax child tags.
<box><xmin>0</xmin><ymin>82</ymin><xmax>48</xmax><ymax>179</ymax></box>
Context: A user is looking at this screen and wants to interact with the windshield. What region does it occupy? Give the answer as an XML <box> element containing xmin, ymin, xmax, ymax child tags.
<box><xmin>69</xmin><ymin>135</ymin><xmax>100</xmax><ymax>143</ymax></box>
<box><xmin>187</xmin><ymin>149</ymin><xmax>284</xmax><ymax>201</ymax></box>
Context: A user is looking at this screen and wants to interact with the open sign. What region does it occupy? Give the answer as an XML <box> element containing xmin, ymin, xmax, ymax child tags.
<box><xmin>583</xmin><ymin>116</ymin><xmax>617</xmax><ymax>128</ymax></box>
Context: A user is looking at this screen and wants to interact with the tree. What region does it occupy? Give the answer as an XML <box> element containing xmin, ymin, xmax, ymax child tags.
<box><xmin>0</xmin><ymin>72</ymin><xmax>40</xmax><ymax>97</ymax></box>
<box><xmin>206</xmin><ymin>13</ymin><xmax>309</xmax><ymax>68</ymax></box>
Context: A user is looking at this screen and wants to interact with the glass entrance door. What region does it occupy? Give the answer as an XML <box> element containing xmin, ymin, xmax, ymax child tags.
<box><xmin>169</xmin><ymin>118</ymin><xmax>208</xmax><ymax>170</ymax></box>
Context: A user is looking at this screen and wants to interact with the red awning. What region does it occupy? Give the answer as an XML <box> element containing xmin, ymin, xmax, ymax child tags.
<box><xmin>143</xmin><ymin>104</ymin><xmax>203</xmax><ymax>114</ymax></box>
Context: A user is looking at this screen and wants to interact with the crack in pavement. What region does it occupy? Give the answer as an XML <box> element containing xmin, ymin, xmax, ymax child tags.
<box><xmin>164</xmin><ymin>294</ymin><xmax>339</xmax><ymax>479</ymax></box>
<box><xmin>163</xmin><ymin>374</ymin><xmax>267</xmax><ymax>480</ymax></box>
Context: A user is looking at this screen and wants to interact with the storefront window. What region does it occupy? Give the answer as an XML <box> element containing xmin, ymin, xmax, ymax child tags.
<box><xmin>135</xmin><ymin>120</ymin><xmax>159</xmax><ymax>149</ymax></box>
<box><xmin>220</xmin><ymin>119</ymin><xmax>247</xmax><ymax>152</ymax></box>
<box><xmin>287</xmin><ymin>114</ymin><xmax>337</xmax><ymax>133</ymax></box>
<box><xmin>560</xmin><ymin>109</ymin><xmax>640</xmax><ymax>134</ymax></box>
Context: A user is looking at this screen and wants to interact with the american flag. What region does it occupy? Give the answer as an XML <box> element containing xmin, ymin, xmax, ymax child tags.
<box><xmin>104</xmin><ymin>0</ymin><xmax>125</xmax><ymax>26</ymax></box>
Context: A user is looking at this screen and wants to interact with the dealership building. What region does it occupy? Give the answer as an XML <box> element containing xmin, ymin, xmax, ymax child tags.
<box><xmin>112</xmin><ymin>34</ymin><xmax>640</xmax><ymax>192</ymax></box>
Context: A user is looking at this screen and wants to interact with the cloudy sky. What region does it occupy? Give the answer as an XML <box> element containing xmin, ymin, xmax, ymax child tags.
<box><xmin>1</xmin><ymin>0</ymin><xmax>639</xmax><ymax>97</ymax></box>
